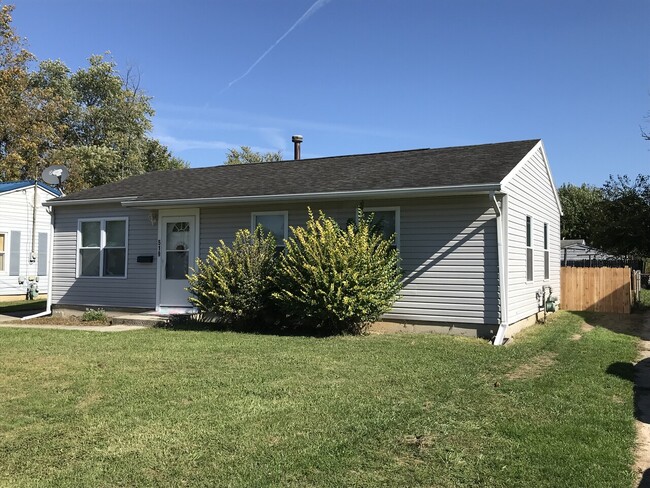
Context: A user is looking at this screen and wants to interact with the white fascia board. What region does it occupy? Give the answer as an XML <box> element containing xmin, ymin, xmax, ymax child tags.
<box><xmin>499</xmin><ymin>139</ymin><xmax>563</xmax><ymax>216</ymax></box>
<box><xmin>44</xmin><ymin>196</ymin><xmax>139</xmax><ymax>207</ymax></box>
<box><xmin>121</xmin><ymin>184</ymin><xmax>502</xmax><ymax>209</ymax></box>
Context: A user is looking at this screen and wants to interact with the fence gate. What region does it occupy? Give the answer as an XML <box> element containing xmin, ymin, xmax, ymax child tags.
<box><xmin>560</xmin><ymin>267</ymin><xmax>632</xmax><ymax>314</ymax></box>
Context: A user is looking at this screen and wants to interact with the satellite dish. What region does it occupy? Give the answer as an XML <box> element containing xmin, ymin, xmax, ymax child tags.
<box><xmin>41</xmin><ymin>165</ymin><xmax>69</xmax><ymax>186</ymax></box>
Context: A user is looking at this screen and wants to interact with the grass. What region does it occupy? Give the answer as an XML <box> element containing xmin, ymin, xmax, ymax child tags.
<box><xmin>0</xmin><ymin>297</ymin><xmax>46</xmax><ymax>314</ymax></box>
<box><xmin>637</xmin><ymin>288</ymin><xmax>650</xmax><ymax>311</ymax></box>
<box><xmin>0</xmin><ymin>311</ymin><xmax>639</xmax><ymax>487</ymax></box>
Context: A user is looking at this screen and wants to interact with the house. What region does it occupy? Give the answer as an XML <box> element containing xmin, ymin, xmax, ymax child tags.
<box><xmin>561</xmin><ymin>239</ymin><xmax>640</xmax><ymax>269</ymax></box>
<box><xmin>0</xmin><ymin>181</ymin><xmax>60</xmax><ymax>298</ymax></box>
<box><xmin>44</xmin><ymin>139</ymin><xmax>561</xmax><ymax>344</ymax></box>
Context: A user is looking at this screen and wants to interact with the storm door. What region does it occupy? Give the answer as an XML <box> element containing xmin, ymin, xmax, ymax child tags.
<box><xmin>158</xmin><ymin>215</ymin><xmax>196</xmax><ymax>308</ymax></box>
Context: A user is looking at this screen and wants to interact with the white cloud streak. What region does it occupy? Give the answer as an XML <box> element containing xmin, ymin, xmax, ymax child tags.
<box><xmin>221</xmin><ymin>0</ymin><xmax>332</xmax><ymax>93</ymax></box>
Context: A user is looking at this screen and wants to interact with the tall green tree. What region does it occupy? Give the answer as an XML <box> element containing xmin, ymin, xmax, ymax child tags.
<box><xmin>0</xmin><ymin>3</ymin><xmax>187</xmax><ymax>191</ymax></box>
<box><xmin>596</xmin><ymin>175</ymin><xmax>650</xmax><ymax>256</ymax></box>
<box><xmin>224</xmin><ymin>146</ymin><xmax>282</xmax><ymax>165</ymax></box>
<box><xmin>558</xmin><ymin>183</ymin><xmax>604</xmax><ymax>242</ymax></box>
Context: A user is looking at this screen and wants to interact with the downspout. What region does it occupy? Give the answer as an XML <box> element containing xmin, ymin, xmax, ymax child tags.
<box><xmin>22</xmin><ymin>205</ymin><xmax>54</xmax><ymax>320</ymax></box>
<box><xmin>491</xmin><ymin>192</ymin><xmax>508</xmax><ymax>345</ymax></box>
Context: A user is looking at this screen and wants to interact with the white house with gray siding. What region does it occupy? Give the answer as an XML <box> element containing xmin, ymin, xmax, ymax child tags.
<box><xmin>0</xmin><ymin>181</ymin><xmax>60</xmax><ymax>297</ymax></box>
<box><xmin>45</xmin><ymin>139</ymin><xmax>561</xmax><ymax>343</ymax></box>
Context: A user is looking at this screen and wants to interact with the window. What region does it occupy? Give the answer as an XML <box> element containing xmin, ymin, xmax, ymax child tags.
<box><xmin>251</xmin><ymin>212</ymin><xmax>288</xmax><ymax>249</ymax></box>
<box><xmin>362</xmin><ymin>207</ymin><xmax>400</xmax><ymax>249</ymax></box>
<box><xmin>0</xmin><ymin>233</ymin><xmax>5</xmax><ymax>272</ymax></box>
<box><xmin>78</xmin><ymin>218</ymin><xmax>128</xmax><ymax>278</ymax></box>
<box><xmin>543</xmin><ymin>222</ymin><xmax>549</xmax><ymax>280</ymax></box>
<box><xmin>526</xmin><ymin>216</ymin><xmax>533</xmax><ymax>282</ymax></box>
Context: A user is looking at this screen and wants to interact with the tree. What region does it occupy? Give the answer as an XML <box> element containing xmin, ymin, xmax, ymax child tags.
<box><xmin>595</xmin><ymin>174</ymin><xmax>650</xmax><ymax>256</ymax></box>
<box><xmin>0</xmin><ymin>4</ymin><xmax>187</xmax><ymax>191</ymax></box>
<box><xmin>224</xmin><ymin>146</ymin><xmax>282</xmax><ymax>165</ymax></box>
<box><xmin>558</xmin><ymin>183</ymin><xmax>604</xmax><ymax>242</ymax></box>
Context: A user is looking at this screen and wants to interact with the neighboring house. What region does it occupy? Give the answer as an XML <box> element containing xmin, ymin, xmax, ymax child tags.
<box><xmin>45</xmin><ymin>139</ymin><xmax>562</xmax><ymax>343</ymax></box>
<box><xmin>0</xmin><ymin>181</ymin><xmax>60</xmax><ymax>298</ymax></box>
<box><xmin>561</xmin><ymin>239</ymin><xmax>638</xmax><ymax>268</ymax></box>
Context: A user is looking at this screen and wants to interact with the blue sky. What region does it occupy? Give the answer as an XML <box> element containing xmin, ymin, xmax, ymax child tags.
<box><xmin>12</xmin><ymin>0</ymin><xmax>650</xmax><ymax>185</ymax></box>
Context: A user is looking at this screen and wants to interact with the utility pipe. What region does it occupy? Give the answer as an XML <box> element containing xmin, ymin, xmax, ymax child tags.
<box><xmin>22</xmin><ymin>205</ymin><xmax>54</xmax><ymax>320</ymax></box>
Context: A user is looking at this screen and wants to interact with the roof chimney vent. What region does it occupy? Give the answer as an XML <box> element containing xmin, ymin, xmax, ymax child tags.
<box><xmin>292</xmin><ymin>135</ymin><xmax>303</xmax><ymax>160</ymax></box>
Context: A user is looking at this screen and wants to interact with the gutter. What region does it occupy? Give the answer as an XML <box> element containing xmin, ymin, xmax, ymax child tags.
<box><xmin>22</xmin><ymin>205</ymin><xmax>55</xmax><ymax>320</ymax></box>
<box><xmin>120</xmin><ymin>184</ymin><xmax>503</xmax><ymax>208</ymax></box>
<box><xmin>44</xmin><ymin>195</ymin><xmax>139</xmax><ymax>207</ymax></box>
<box><xmin>491</xmin><ymin>191</ymin><xmax>509</xmax><ymax>345</ymax></box>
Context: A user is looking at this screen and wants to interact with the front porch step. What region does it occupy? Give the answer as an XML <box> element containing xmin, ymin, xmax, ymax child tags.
<box><xmin>111</xmin><ymin>313</ymin><xmax>169</xmax><ymax>327</ymax></box>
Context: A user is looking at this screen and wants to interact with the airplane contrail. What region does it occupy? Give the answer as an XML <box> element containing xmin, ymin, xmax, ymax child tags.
<box><xmin>221</xmin><ymin>0</ymin><xmax>332</xmax><ymax>94</ymax></box>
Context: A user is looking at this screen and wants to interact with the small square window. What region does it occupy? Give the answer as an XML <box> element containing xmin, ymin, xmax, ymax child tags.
<box><xmin>361</xmin><ymin>207</ymin><xmax>400</xmax><ymax>249</ymax></box>
<box><xmin>78</xmin><ymin>219</ymin><xmax>128</xmax><ymax>278</ymax></box>
<box><xmin>252</xmin><ymin>212</ymin><xmax>288</xmax><ymax>249</ymax></box>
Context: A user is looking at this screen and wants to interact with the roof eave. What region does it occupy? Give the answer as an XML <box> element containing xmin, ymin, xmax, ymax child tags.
<box><xmin>44</xmin><ymin>196</ymin><xmax>139</xmax><ymax>207</ymax></box>
<box><xmin>120</xmin><ymin>184</ymin><xmax>503</xmax><ymax>209</ymax></box>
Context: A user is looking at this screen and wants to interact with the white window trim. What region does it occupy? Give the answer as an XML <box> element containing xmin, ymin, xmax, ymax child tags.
<box><xmin>543</xmin><ymin>222</ymin><xmax>550</xmax><ymax>281</ymax></box>
<box><xmin>0</xmin><ymin>231</ymin><xmax>7</xmax><ymax>275</ymax></box>
<box><xmin>359</xmin><ymin>206</ymin><xmax>401</xmax><ymax>249</ymax></box>
<box><xmin>76</xmin><ymin>217</ymin><xmax>129</xmax><ymax>279</ymax></box>
<box><xmin>251</xmin><ymin>211</ymin><xmax>289</xmax><ymax>247</ymax></box>
<box><xmin>526</xmin><ymin>215</ymin><xmax>533</xmax><ymax>283</ymax></box>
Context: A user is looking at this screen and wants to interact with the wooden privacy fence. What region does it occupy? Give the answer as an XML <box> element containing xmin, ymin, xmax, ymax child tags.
<box><xmin>561</xmin><ymin>267</ymin><xmax>632</xmax><ymax>314</ymax></box>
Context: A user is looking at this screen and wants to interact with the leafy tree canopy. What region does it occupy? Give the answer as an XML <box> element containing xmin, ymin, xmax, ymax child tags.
<box><xmin>224</xmin><ymin>146</ymin><xmax>282</xmax><ymax>165</ymax></box>
<box><xmin>559</xmin><ymin>175</ymin><xmax>650</xmax><ymax>257</ymax></box>
<box><xmin>0</xmin><ymin>4</ymin><xmax>187</xmax><ymax>192</ymax></box>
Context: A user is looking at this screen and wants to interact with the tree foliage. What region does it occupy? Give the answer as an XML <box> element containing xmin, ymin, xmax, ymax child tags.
<box><xmin>272</xmin><ymin>208</ymin><xmax>402</xmax><ymax>335</ymax></box>
<box><xmin>559</xmin><ymin>176</ymin><xmax>650</xmax><ymax>257</ymax></box>
<box><xmin>558</xmin><ymin>183</ymin><xmax>604</xmax><ymax>243</ymax></box>
<box><xmin>0</xmin><ymin>4</ymin><xmax>186</xmax><ymax>191</ymax></box>
<box><xmin>224</xmin><ymin>146</ymin><xmax>282</xmax><ymax>165</ymax></box>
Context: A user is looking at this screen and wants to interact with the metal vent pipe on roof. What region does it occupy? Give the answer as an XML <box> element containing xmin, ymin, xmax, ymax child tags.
<box><xmin>292</xmin><ymin>135</ymin><xmax>303</xmax><ymax>160</ymax></box>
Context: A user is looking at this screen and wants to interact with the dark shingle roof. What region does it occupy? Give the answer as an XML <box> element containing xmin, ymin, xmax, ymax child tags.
<box><xmin>52</xmin><ymin>139</ymin><xmax>540</xmax><ymax>204</ymax></box>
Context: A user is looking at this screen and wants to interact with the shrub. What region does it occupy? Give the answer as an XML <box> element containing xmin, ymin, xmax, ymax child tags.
<box><xmin>82</xmin><ymin>308</ymin><xmax>107</xmax><ymax>322</ymax></box>
<box><xmin>273</xmin><ymin>208</ymin><xmax>402</xmax><ymax>334</ymax></box>
<box><xmin>187</xmin><ymin>226</ymin><xmax>277</xmax><ymax>327</ymax></box>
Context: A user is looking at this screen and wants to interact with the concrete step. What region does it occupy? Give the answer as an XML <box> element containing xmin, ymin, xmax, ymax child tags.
<box><xmin>111</xmin><ymin>314</ymin><xmax>169</xmax><ymax>327</ymax></box>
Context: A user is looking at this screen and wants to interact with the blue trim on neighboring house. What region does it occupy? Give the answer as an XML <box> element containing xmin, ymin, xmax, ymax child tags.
<box><xmin>0</xmin><ymin>180</ymin><xmax>62</xmax><ymax>197</ymax></box>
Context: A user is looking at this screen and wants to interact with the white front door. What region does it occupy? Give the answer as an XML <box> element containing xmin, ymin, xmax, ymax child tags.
<box><xmin>158</xmin><ymin>214</ymin><xmax>197</xmax><ymax>309</ymax></box>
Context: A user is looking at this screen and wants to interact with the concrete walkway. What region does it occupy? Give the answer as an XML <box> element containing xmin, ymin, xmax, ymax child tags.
<box><xmin>0</xmin><ymin>322</ymin><xmax>146</xmax><ymax>332</ymax></box>
<box><xmin>635</xmin><ymin>312</ymin><xmax>650</xmax><ymax>486</ymax></box>
<box><xmin>0</xmin><ymin>311</ymin><xmax>148</xmax><ymax>332</ymax></box>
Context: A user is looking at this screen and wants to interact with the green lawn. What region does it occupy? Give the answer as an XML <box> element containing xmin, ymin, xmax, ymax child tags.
<box><xmin>0</xmin><ymin>311</ymin><xmax>639</xmax><ymax>487</ymax></box>
<box><xmin>0</xmin><ymin>297</ymin><xmax>46</xmax><ymax>314</ymax></box>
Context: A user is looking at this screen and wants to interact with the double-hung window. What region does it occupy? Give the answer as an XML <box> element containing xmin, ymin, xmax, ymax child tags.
<box><xmin>543</xmin><ymin>223</ymin><xmax>549</xmax><ymax>280</ymax></box>
<box><xmin>526</xmin><ymin>216</ymin><xmax>533</xmax><ymax>282</ymax></box>
<box><xmin>0</xmin><ymin>233</ymin><xmax>5</xmax><ymax>272</ymax></box>
<box><xmin>78</xmin><ymin>218</ymin><xmax>128</xmax><ymax>278</ymax></box>
<box><xmin>251</xmin><ymin>211</ymin><xmax>288</xmax><ymax>251</ymax></box>
<box><xmin>362</xmin><ymin>207</ymin><xmax>400</xmax><ymax>249</ymax></box>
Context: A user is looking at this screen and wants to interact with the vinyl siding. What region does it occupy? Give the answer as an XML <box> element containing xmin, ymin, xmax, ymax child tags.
<box><xmin>0</xmin><ymin>187</ymin><xmax>55</xmax><ymax>296</ymax></box>
<box><xmin>503</xmin><ymin>146</ymin><xmax>561</xmax><ymax>324</ymax></box>
<box><xmin>51</xmin><ymin>204</ymin><xmax>157</xmax><ymax>308</ymax></box>
<box><xmin>200</xmin><ymin>196</ymin><xmax>498</xmax><ymax>325</ymax></box>
<box><xmin>51</xmin><ymin>196</ymin><xmax>498</xmax><ymax>323</ymax></box>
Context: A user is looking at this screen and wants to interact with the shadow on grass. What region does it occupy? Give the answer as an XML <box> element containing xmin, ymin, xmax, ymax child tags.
<box><xmin>155</xmin><ymin>314</ymin><xmax>347</xmax><ymax>338</ymax></box>
<box><xmin>639</xmin><ymin>469</ymin><xmax>650</xmax><ymax>488</ymax></box>
<box><xmin>572</xmin><ymin>311</ymin><xmax>647</xmax><ymax>340</ymax></box>
<box><xmin>608</xmin><ymin>358</ymin><xmax>650</xmax><ymax>424</ymax></box>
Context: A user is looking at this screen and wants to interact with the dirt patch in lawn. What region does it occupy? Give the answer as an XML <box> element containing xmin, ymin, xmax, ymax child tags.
<box><xmin>506</xmin><ymin>352</ymin><xmax>558</xmax><ymax>380</ymax></box>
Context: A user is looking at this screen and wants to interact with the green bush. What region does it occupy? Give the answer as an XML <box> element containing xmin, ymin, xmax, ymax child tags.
<box><xmin>187</xmin><ymin>226</ymin><xmax>277</xmax><ymax>327</ymax></box>
<box><xmin>273</xmin><ymin>208</ymin><xmax>402</xmax><ymax>334</ymax></box>
<box><xmin>82</xmin><ymin>308</ymin><xmax>107</xmax><ymax>322</ymax></box>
